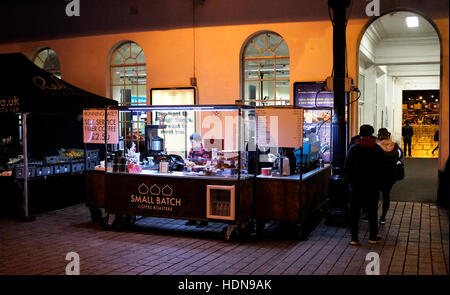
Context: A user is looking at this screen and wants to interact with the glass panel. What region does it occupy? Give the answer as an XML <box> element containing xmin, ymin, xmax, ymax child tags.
<box><xmin>33</xmin><ymin>55</ymin><xmax>44</xmax><ymax>68</ymax></box>
<box><xmin>112</xmin><ymin>52</ymin><xmax>125</xmax><ymax>65</ymax></box>
<box><xmin>137</xmin><ymin>65</ymin><xmax>147</xmax><ymax>83</ymax></box>
<box><xmin>275</xmin><ymin>40</ymin><xmax>289</xmax><ymax>56</ymax></box>
<box><xmin>244</xmin><ymin>60</ymin><xmax>259</xmax><ymax>80</ymax></box>
<box><xmin>260</xmin><ymin>59</ymin><xmax>275</xmax><ymax>79</ymax></box>
<box><xmin>136</xmin><ymin>50</ymin><xmax>146</xmax><ymax>63</ymax></box>
<box><xmin>253</xmin><ymin>34</ymin><xmax>267</xmax><ymax>52</ymax></box>
<box><xmin>275</xmin><ymin>58</ymin><xmax>290</xmax><ymax>79</ymax></box>
<box><xmin>268</xmin><ymin>33</ymin><xmax>282</xmax><ymax>51</ymax></box>
<box><xmin>244</xmin><ymin>81</ymin><xmax>259</xmax><ymax>105</ymax></box>
<box><xmin>130</xmin><ymin>43</ymin><xmax>143</xmax><ymax>59</ymax></box>
<box><xmin>134</xmin><ymin>85</ymin><xmax>147</xmax><ymax>105</ymax></box>
<box><xmin>124</xmin><ymin>57</ymin><xmax>136</xmax><ymax>65</ymax></box>
<box><xmin>244</xmin><ymin>43</ymin><xmax>260</xmax><ymax>57</ymax></box>
<box><xmin>261</xmin><ymin>50</ymin><xmax>274</xmax><ymax>57</ymax></box>
<box><xmin>261</xmin><ymin>80</ymin><xmax>275</xmax><ymax>105</ymax></box>
<box><xmin>111</xmin><ymin>67</ymin><xmax>124</xmax><ymax>85</ymax></box>
<box><xmin>276</xmin><ymin>81</ymin><xmax>290</xmax><ymax>105</ymax></box>
<box><xmin>118</xmin><ymin>43</ymin><xmax>131</xmax><ymax>58</ymax></box>
<box><xmin>123</xmin><ymin>66</ymin><xmax>138</xmax><ymax>84</ymax></box>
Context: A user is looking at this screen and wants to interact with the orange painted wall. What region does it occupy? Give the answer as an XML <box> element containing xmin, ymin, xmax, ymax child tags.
<box><xmin>0</xmin><ymin>18</ymin><xmax>447</xmax><ymax>169</ymax></box>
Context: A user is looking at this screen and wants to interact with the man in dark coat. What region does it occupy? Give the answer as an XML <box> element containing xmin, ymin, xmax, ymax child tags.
<box><xmin>402</xmin><ymin>120</ymin><xmax>414</xmax><ymax>157</ymax></box>
<box><xmin>345</xmin><ymin>125</ymin><xmax>384</xmax><ymax>245</ymax></box>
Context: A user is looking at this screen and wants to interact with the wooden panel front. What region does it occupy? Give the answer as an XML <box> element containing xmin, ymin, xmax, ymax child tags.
<box><xmin>85</xmin><ymin>171</ymin><xmax>105</xmax><ymax>208</ymax></box>
<box><xmin>105</xmin><ymin>174</ymin><xmax>253</xmax><ymax>222</ymax></box>
<box><xmin>255</xmin><ymin>179</ymin><xmax>300</xmax><ymax>222</ymax></box>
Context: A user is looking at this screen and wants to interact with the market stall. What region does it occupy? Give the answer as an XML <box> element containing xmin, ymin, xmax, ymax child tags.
<box><xmin>0</xmin><ymin>52</ymin><xmax>117</xmax><ymax>219</ymax></box>
<box><xmin>86</xmin><ymin>103</ymin><xmax>332</xmax><ymax>240</ymax></box>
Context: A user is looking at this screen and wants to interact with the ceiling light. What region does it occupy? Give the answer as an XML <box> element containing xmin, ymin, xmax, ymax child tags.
<box><xmin>423</xmin><ymin>100</ymin><xmax>426</xmax><ymax>103</ymax></box>
<box><xmin>435</xmin><ymin>99</ymin><xmax>438</xmax><ymax>102</ymax></box>
<box><xmin>406</xmin><ymin>16</ymin><xmax>419</xmax><ymax>28</ymax></box>
<box><xmin>431</xmin><ymin>95</ymin><xmax>434</xmax><ymax>98</ymax></box>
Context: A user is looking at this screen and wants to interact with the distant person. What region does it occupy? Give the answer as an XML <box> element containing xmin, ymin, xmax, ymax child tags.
<box><xmin>402</xmin><ymin>120</ymin><xmax>413</xmax><ymax>157</ymax></box>
<box><xmin>345</xmin><ymin>124</ymin><xmax>384</xmax><ymax>246</ymax></box>
<box><xmin>186</xmin><ymin>133</ymin><xmax>209</xmax><ymax>227</ymax></box>
<box><xmin>376</xmin><ymin>128</ymin><xmax>401</xmax><ymax>224</ymax></box>
<box><xmin>432</xmin><ymin>130</ymin><xmax>439</xmax><ymax>155</ymax></box>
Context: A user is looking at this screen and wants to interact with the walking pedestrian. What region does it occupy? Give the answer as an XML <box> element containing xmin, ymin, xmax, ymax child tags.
<box><xmin>432</xmin><ymin>130</ymin><xmax>439</xmax><ymax>155</ymax></box>
<box><xmin>345</xmin><ymin>124</ymin><xmax>384</xmax><ymax>246</ymax></box>
<box><xmin>376</xmin><ymin>128</ymin><xmax>400</xmax><ymax>224</ymax></box>
<box><xmin>402</xmin><ymin>120</ymin><xmax>413</xmax><ymax>157</ymax></box>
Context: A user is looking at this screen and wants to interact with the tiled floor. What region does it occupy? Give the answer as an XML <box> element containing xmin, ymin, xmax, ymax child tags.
<box><xmin>0</xmin><ymin>201</ymin><xmax>448</xmax><ymax>275</ymax></box>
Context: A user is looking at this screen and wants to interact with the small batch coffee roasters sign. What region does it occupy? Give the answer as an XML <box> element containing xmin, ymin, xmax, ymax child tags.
<box><xmin>0</xmin><ymin>96</ymin><xmax>21</xmax><ymax>113</ymax></box>
<box><xmin>130</xmin><ymin>183</ymin><xmax>182</xmax><ymax>212</ymax></box>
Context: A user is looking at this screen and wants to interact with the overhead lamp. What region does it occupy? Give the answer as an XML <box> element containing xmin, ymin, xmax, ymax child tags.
<box><xmin>423</xmin><ymin>100</ymin><xmax>426</xmax><ymax>103</ymax></box>
<box><xmin>431</xmin><ymin>95</ymin><xmax>434</xmax><ymax>98</ymax></box>
<box><xmin>406</xmin><ymin>16</ymin><xmax>419</xmax><ymax>28</ymax></box>
<box><xmin>435</xmin><ymin>99</ymin><xmax>438</xmax><ymax>102</ymax></box>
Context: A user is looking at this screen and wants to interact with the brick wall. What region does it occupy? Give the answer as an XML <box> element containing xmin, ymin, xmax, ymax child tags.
<box><xmin>402</xmin><ymin>125</ymin><xmax>439</xmax><ymax>158</ymax></box>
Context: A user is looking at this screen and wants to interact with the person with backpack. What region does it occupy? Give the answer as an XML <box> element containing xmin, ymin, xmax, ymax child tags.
<box><xmin>376</xmin><ymin>128</ymin><xmax>401</xmax><ymax>224</ymax></box>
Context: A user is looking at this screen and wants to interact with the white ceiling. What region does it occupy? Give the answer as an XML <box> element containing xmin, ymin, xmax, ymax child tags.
<box><xmin>371</xmin><ymin>11</ymin><xmax>438</xmax><ymax>39</ymax></box>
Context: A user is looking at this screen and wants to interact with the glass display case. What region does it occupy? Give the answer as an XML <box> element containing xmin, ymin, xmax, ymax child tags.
<box><xmin>101</xmin><ymin>104</ymin><xmax>255</xmax><ymax>180</ymax></box>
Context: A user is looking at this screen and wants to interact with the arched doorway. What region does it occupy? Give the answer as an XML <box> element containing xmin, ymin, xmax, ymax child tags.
<box><xmin>357</xmin><ymin>10</ymin><xmax>442</xmax><ymax>203</ymax></box>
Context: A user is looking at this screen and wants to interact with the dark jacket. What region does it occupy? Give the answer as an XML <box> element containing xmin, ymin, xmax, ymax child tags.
<box><xmin>345</xmin><ymin>137</ymin><xmax>384</xmax><ymax>189</ymax></box>
<box><xmin>402</xmin><ymin>125</ymin><xmax>413</xmax><ymax>140</ymax></box>
<box><xmin>377</xmin><ymin>139</ymin><xmax>400</xmax><ymax>186</ymax></box>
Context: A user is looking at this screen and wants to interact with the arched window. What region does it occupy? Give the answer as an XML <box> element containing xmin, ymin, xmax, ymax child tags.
<box><xmin>242</xmin><ymin>32</ymin><xmax>290</xmax><ymax>106</ymax></box>
<box><xmin>110</xmin><ymin>41</ymin><xmax>147</xmax><ymax>150</ymax></box>
<box><xmin>110</xmin><ymin>41</ymin><xmax>147</xmax><ymax>106</ymax></box>
<box><xmin>33</xmin><ymin>48</ymin><xmax>61</xmax><ymax>78</ymax></box>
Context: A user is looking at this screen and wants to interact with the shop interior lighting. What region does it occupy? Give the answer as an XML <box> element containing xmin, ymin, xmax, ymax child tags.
<box><xmin>406</xmin><ymin>16</ymin><xmax>419</xmax><ymax>28</ymax></box>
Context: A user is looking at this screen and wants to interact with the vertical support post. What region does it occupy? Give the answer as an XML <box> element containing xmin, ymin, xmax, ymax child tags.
<box><xmin>326</xmin><ymin>0</ymin><xmax>351</xmax><ymax>227</ymax></box>
<box><xmin>20</xmin><ymin>113</ymin><xmax>34</xmax><ymax>222</ymax></box>
<box><xmin>22</xmin><ymin>113</ymin><xmax>28</xmax><ymax>218</ymax></box>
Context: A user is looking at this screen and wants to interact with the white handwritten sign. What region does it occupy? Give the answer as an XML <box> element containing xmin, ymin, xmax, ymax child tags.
<box><xmin>83</xmin><ymin>109</ymin><xmax>119</xmax><ymax>144</ymax></box>
<box><xmin>256</xmin><ymin>108</ymin><xmax>303</xmax><ymax>148</ymax></box>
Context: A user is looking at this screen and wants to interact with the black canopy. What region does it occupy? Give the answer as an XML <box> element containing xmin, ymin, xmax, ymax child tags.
<box><xmin>0</xmin><ymin>52</ymin><xmax>117</xmax><ymax>114</ymax></box>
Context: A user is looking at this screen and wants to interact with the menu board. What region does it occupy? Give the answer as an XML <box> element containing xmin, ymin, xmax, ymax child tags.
<box><xmin>83</xmin><ymin>109</ymin><xmax>119</xmax><ymax>144</ymax></box>
<box><xmin>256</xmin><ymin>108</ymin><xmax>303</xmax><ymax>148</ymax></box>
<box><xmin>150</xmin><ymin>87</ymin><xmax>196</xmax><ymax>154</ymax></box>
<box><xmin>294</xmin><ymin>82</ymin><xmax>333</xmax><ymax>108</ymax></box>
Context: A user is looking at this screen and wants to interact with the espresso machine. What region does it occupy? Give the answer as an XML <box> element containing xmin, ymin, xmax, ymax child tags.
<box><xmin>145</xmin><ymin>124</ymin><xmax>166</xmax><ymax>156</ymax></box>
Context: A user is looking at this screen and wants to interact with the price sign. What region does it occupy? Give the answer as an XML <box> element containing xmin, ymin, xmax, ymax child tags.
<box><xmin>256</xmin><ymin>108</ymin><xmax>304</xmax><ymax>148</ymax></box>
<box><xmin>83</xmin><ymin>109</ymin><xmax>119</xmax><ymax>144</ymax></box>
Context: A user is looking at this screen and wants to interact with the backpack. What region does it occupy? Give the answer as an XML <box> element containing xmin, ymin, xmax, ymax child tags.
<box><xmin>394</xmin><ymin>159</ymin><xmax>405</xmax><ymax>181</ymax></box>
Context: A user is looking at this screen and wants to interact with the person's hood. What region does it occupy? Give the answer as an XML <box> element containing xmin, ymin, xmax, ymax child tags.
<box><xmin>377</xmin><ymin>139</ymin><xmax>399</xmax><ymax>155</ymax></box>
<box><xmin>355</xmin><ymin>137</ymin><xmax>377</xmax><ymax>148</ymax></box>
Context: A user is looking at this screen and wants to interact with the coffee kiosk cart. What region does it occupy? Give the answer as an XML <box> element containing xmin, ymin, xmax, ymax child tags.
<box><xmin>85</xmin><ymin>104</ymin><xmax>332</xmax><ymax>240</ymax></box>
<box><xmin>85</xmin><ymin>104</ymin><xmax>255</xmax><ymax>240</ymax></box>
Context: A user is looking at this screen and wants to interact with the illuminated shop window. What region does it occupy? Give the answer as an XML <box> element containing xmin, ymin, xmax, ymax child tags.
<box><xmin>33</xmin><ymin>48</ymin><xmax>61</xmax><ymax>78</ymax></box>
<box><xmin>242</xmin><ymin>32</ymin><xmax>290</xmax><ymax>106</ymax></box>
<box><xmin>110</xmin><ymin>41</ymin><xmax>147</xmax><ymax>150</ymax></box>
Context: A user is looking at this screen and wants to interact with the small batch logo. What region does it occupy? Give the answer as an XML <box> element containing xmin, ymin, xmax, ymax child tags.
<box><xmin>65</xmin><ymin>0</ymin><xmax>80</xmax><ymax>17</ymax></box>
<box><xmin>365</xmin><ymin>0</ymin><xmax>380</xmax><ymax>17</ymax></box>
<box><xmin>131</xmin><ymin>183</ymin><xmax>181</xmax><ymax>212</ymax></box>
